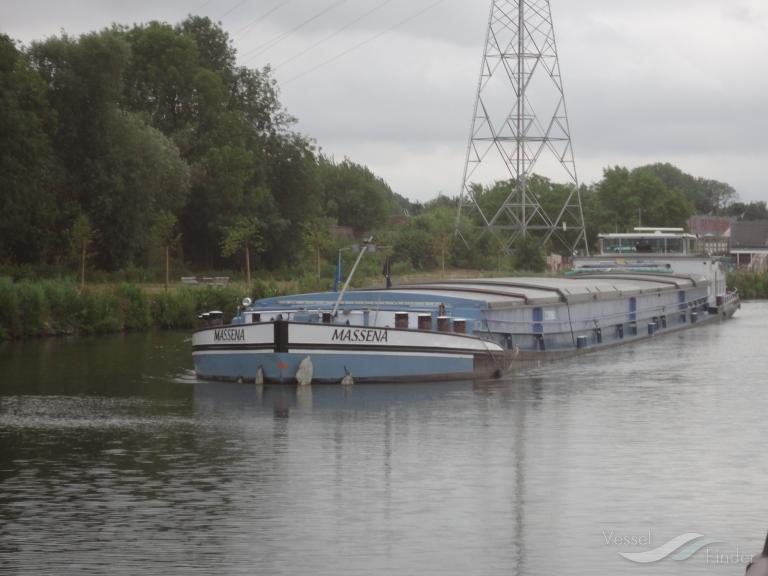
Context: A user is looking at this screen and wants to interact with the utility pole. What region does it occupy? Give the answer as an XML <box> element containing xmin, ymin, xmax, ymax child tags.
<box><xmin>456</xmin><ymin>0</ymin><xmax>588</xmax><ymax>256</ymax></box>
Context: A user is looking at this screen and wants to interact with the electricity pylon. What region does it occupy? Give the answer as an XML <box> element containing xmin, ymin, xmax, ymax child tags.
<box><xmin>455</xmin><ymin>0</ymin><xmax>588</xmax><ymax>255</ymax></box>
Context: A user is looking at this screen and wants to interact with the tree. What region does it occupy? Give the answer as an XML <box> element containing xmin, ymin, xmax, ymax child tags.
<box><xmin>122</xmin><ymin>21</ymin><xmax>201</xmax><ymax>137</ymax></box>
<box><xmin>319</xmin><ymin>156</ymin><xmax>398</xmax><ymax>232</ymax></box>
<box><xmin>150</xmin><ymin>211</ymin><xmax>180</xmax><ymax>291</ymax></box>
<box><xmin>0</xmin><ymin>34</ymin><xmax>58</xmax><ymax>263</ymax></box>
<box><xmin>302</xmin><ymin>218</ymin><xmax>333</xmax><ymax>278</ymax></box>
<box><xmin>725</xmin><ymin>201</ymin><xmax>768</xmax><ymax>221</ymax></box>
<box><xmin>390</xmin><ymin>202</ymin><xmax>458</xmax><ymax>272</ymax></box>
<box><xmin>30</xmin><ymin>29</ymin><xmax>191</xmax><ymax>270</ymax></box>
<box><xmin>511</xmin><ymin>235</ymin><xmax>546</xmax><ymax>272</ymax></box>
<box><xmin>642</xmin><ymin>162</ymin><xmax>737</xmax><ymax>214</ymax></box>
<box><xmin>424</xmin><ymin>205</ymin><xmax>455</xmax><ymax>277</ymax></box>
<box><xmin>94</xmin><ymin>110</ymin><xmax>190</xmax><ymax>269</ymax></box>
<box><xmin>595</xmin><ymin>166</ymin><xmax>694</xmax><ymax>233</ymax></box>
<box><xmin>220</xmin><ymin>216</ymin><xmax>264</xmax><ymax>287</ymax></box>
<box><xmin>70</xmin><ymin>214</ymin><xmax>95</xmax><ymax>289</ymax></box>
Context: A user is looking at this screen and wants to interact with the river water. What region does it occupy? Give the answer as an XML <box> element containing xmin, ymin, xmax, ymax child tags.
<box><xmin>1</xmin><ymin>303</ymin><xmax>767</xmax><ymax>575</ymax></box>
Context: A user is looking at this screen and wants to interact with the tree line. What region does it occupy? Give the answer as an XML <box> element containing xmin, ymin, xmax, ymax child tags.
<box><xmin>2</xmin><ymin>17</ymin><xmax>765</xmax><ymax>280</ymax></box>
<box><xmin>0</xmin><ymin>17</ymin><xmax>411</xmax><ymax>277</ymax></box>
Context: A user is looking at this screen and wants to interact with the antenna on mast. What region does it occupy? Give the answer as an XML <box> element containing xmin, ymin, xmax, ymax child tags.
<box><xmin>455</xmin><ymin>0</ymin><xmax>588</xmax><ymax>256</ymax></box>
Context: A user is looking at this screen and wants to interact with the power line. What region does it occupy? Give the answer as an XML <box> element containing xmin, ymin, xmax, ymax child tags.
<box><xmin>218</xmin><ymin>0</ymin><xmax>251</xmax><ymax>20</ymax></box>
<box><xmin>274</xmin><ymin>0</ymin><xmax>395</xmax><ymax>70</ymax></box>
<box><xmin>282</xmin><ymin>0</ymin><xmax>446</xmax><ymax>85</ymax></box>
<box><xmin>240</xmin><ymin>0</ymin><xmax>347</xmax><ymax>63</ymax></box>
<box><xmin>232</xmin><ymin>1</ymin><xmax>289</xmax><ymax>38</ymax></box>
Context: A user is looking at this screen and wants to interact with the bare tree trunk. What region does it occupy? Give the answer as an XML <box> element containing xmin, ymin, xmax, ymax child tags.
<box><xmin>441</xmin><ymin>245</ymin><xmax>446</xmax><ymax>278</ymax></box>
<box><xmin>245</xmin><ymin>244</ymin><xmax>251</xmax><ymax>289</ymax></box>
<box><xmin>80</xmin><ymin>243</ymin><xmax>86</xmax><ymax>291</ymax></box>
<box><xmin>164</xmin><ymin>246</ymin><xmax>170</xmax><ymax>292</ymax></box>
<box><xmin>316</xmin><ymin>245</ymin><xmax>321</xmax><ymax>278</ymax></box>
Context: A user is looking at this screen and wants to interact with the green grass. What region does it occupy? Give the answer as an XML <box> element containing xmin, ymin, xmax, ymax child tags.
<box><xmin>0</xmin><ymin>279</ymin><xmax>274</xmax><ymax>341</ymax></box>
<box><xmin>0</xmin><ymin>265</ymin><xmax>564</xmax><ymax>341</ymax></box>
<box><xmin>727</xmin><ymin>270</ymin><xmax>768</xmax><ymax>300</ymax></box>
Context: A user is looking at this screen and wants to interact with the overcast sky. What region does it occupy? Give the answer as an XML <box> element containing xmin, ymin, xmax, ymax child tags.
<box><xmin>2</xmin><ymin>0</ymin><xmax>767</xmax><ymax>205</ymax></box>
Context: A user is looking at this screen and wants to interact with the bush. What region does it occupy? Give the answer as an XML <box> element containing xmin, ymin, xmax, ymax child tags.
<box><xmin>42</xmin><ymin>280</ymin><xmax>81</xmax><ymax>334</ymax></box>
<box><xmin>77</xmin><ymin>289</ymin><xmax>123</xmax><ymax>334</ymax></box>
<box><xmin>16</xmin><ymin>281</ymin><xmax>49</xmax><ymax>337</ymax></box>
<box><xmin>0</xmin><ymin>277</ymin><xmax>21</xmax><ymax>338</ymax></box>
<box><xmin>112</xmin><ymin>284</ymin><xmax>152</xmax><ymax>331</ymax></box>
<box><xmin>728</xmin><ymin>270</ymin><xmax>768</xmax><ymax>299</ymax></box>
<box><xmin>152</xmin><ymin>289</ymin><xmax>197</xmax><ymax>329</ymax></box>
<box><xmin>511</xmin><ymin>235</ymin><xmax>547</xmax><ymax>272</ymax></box>
<box><xmin>0</xmin><ymin>278</ymin><xmax>296</xmax><ymax>340</ymax></box>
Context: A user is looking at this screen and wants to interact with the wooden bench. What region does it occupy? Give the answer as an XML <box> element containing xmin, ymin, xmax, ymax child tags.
<box><xmin>180</xmin><ymin>276</ymin><xmax>230</xmax><ymax>287</ymax></box>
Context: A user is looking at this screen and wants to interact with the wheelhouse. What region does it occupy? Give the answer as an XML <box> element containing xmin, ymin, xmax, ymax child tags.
<box><xmin>599</xmin><ymin>228</ymin><xmax>698</xmax><ymax>256</ymax></box>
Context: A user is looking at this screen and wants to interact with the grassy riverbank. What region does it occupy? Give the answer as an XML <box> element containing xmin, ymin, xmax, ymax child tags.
<box><xmin>4</xmin><ymin>268</ymin><xmax>754</xmax><ymax>341</ymax></box>
<box><xmin>727</xmin><ymin>270</ymin><xmax>768</xmax><ymax>300</ymax></box>
<box><xmin>0</xmin><ymin>279</ymin><xmax>276</xmax><ymax>341</ymax></box>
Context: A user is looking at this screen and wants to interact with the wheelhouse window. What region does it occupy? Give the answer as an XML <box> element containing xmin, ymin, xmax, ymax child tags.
<box><xmin>601</xmin><ymin>235</ymin><xmax>692</xmax><ymax>255</ymax></box>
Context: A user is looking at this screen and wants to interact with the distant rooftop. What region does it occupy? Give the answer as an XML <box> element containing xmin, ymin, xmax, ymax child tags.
<box><xmin>687</xmin><ymin>215</ymin><xmax>733</xmax><ymax>237</ymax></box>
<box><xmin>731</xmin><ymin>220</ymin><xmax>768</xmax><ymax>248</ymax></box>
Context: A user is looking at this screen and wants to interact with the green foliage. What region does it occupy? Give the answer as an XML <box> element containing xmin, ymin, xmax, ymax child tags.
<box><xmin>152</xmin><ymin>289</ymin><xmax>198</xmax><ymax>329</ymax></box>
<box><xmin>727</xmin><ymin>270</ymin><xmax>768</xmax><ymax>300</ymax></box>
<box><xmin>111</xmin><ymin>284</ymin><xmax>152</xmax><ymax>330</ymax></box>
<box><xmin>220</xmin><ymin>216</ymin><xmax>263</xmax><ymax>261</ymax></box>
<box><xmin>302</xmin><ymin>217</ymin><xmax>334</xmax><ymax>277</ymax></box>
<box><xmin>594</xmin><ymin>166</ymin><xmax>695</xmax><ymax>233</ymax></box>
<box><xmin>511</xmin><ymin>235</ymin><xmax>547</xmax><ymax>272</ymax></box>
<box><xmin>2</xmin><ymin>17</ymin><xmax>761</xmax><ymax>301</ymax></box>
<box><xmin>642</xmin><ymin>163</ymin><xmax>737</xmax><ymax>215</ymax></box>
<box><xmin>189</xmin><ymin>286</ymin><xmax>244</xmax><ymax>321</ymax></box>
<box><xmin>69</xmin><ymin>213</ymin><xmax>94</xmax><ymax>254</ymax></box>
<box><xmin>0</xmin><ymin>277</ymin><xmax>21</xmax><ymax>338</ymax></box>
<box><xmin>150</xmin><ymin>211</ymin><xmax>179</xmax><ymax>248</ymax></box>
<box><xmin>16</xmin><ymin>281</ymin><xmax>48</xmax><ymax>337</ymax></box>
<box><xmin>319</xmin><ymin>156</ymin><xmax>399</xmax><ymax>232</ymax></box>
<box><xmin>393</xmin><ymin>202</ymin><xmax>458</xmax><ymax>271</ymax></box>
<box><xmin>78</xmin><ymin>290</ymin><xmax>123</xmax><ymax>334</ymax></box>
<box><xmin>12</xmin><ymin>18</ymin><xmax>307</xmax><ymax>272</ymax></box>
<box><xmin>41</xmin><ymin>280</ymin><xmax>81</xmax><ymax>334</ymax></box>
<box><xmin>0</xmin><ymin>279</ymin><xmax>262</xmax><ymax>340</ymax></box>
<box><xmin>0</xmin><ymin>35</ymin><xmax>58</xmax><ymax>264</ymax></box>
<box><xmin>725</xmin><ymin>201</ymin><xmax>768</xmax><ymax>221</ymax></box>
<box><xmin>94</xmin><ymin>110</ymin><xmax>190</xmax><ymax>268</ymax></box>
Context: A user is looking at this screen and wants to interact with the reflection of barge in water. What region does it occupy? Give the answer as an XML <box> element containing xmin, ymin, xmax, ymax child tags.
<box><xmin>192</xmin><ymin>229</ymin><xmax>739</xmax><ymax>384</ymax></box>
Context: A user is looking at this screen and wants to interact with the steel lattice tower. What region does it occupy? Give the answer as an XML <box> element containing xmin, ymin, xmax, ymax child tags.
<box><xmin>455</xmin><ymin>0</ymin><xmax>588</xmax><ymax>255</ymax></box>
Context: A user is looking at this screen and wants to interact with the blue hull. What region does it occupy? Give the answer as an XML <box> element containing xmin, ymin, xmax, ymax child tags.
<box><xmin>193</xmin><ymin>351</ymin><xmax>476</xmax><ymax>383</ymax></box>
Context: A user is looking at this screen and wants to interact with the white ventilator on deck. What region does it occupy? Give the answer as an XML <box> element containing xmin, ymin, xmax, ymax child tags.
<box><xmin>296</xmin><ymin>356</ymin><xmax>313</xmax><ymax>386</ymax></box>
<box><xmin>255</xmin><ymin>366</ymin><xmax>264</xmax><ymax>386</ymax></box>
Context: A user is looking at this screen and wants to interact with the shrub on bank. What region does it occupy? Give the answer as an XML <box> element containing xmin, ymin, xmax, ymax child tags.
<box><xmin>152</xmin><ymin>289</ymin><xmax>198</xmax><ymax>329</ymax></box>
<box><xmin>0</xmin><ymin>280</ymin><xmax>269</xmax><ymax>341</ymax></box>
<box><xmin>16</xmin><ymin>282</ymin><xmax>48</xmax><ymax>337</ymax></box>
<box><xmin>728</xmin><ymin>270</ymin><xmax>768</xmax><ymax>300</ymax></box>
<box><xmin>42</xmin><ymin>280</ymin><xmax>81</xmax><ymax>334</ymax></box>
<box><xmin>0</xmin><ymin>278</ymin><xmax>20</xmax><ymax>339</ymax></box>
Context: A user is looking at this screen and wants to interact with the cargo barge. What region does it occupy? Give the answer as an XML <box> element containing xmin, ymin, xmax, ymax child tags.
<box><xmin>192</xmin><ymin>229</ymin><xmax>739</xmax><ymax>384</ymax></box>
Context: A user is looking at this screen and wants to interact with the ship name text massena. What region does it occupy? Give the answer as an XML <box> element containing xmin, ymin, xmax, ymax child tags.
<box><xmin>192</xmin><ymin>228</ymin><xmax>739</xmax><ymax>384</ymax></box>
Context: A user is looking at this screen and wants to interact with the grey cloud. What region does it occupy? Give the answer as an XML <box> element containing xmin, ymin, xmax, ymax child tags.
<box><xmin>1</xmin><ymin>0</ymin><xmax>766</xmax><ymax>202</ymax></box>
